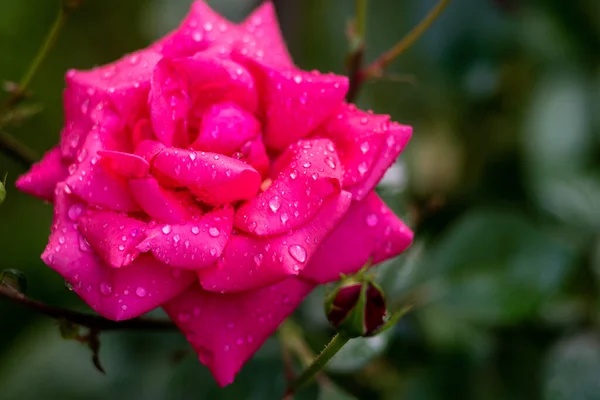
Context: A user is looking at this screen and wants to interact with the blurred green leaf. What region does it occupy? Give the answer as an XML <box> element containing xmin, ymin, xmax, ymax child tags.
<box><xmin>0</xmin><ymin>268</ymin><xmax>27</xmax><ymax>293</ymax></box>
<box><xmin>327</xmin><ymin>330</ymin><xmax>393</xmax><ymax>373</ymax></box>
<box><xmin>543</xmin><ymin>333</ymin><xmax>600</xmax><ymax>400</ymax></box>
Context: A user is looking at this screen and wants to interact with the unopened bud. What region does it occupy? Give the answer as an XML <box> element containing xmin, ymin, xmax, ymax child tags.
<box><xmin>325</xmin><ymin>277</ymin><xmax>387</xmax><ymax>338</ymax></box>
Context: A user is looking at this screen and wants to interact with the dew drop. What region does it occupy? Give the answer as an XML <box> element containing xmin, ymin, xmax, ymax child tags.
<box><xmin>365</xmin><ymin>213</ymin><xmax>379</xmax><ymax>227</ymax></box>
<box><xmin>253</xmin><ymin>253</ymin><xmax>264</xmax><ymax>266</ymax></box>
<box><xmin>68</xmin><ymin>204</ymin><xmax>83</xmax><ymax>221</ymax></box>
<box><xmin>280</xmin><ymin>213</ymin><xmax>289</xmax><ymax>224</ymax></box>
<box><xmin>268</xmin><ymin>196</ymin><xmax>281</xmax><ymax>212</ymax></box>
<box><xmin>191</xmin><ymin>226</ymin><xmax>200</xmax><ymax>235</ymax></box>
<box><xmin>178</xmin><ymin>312</ymin><xmax>191</xmax><ymax>323</ymax></box>
<box><xmin>358</xmin><ymin>162</ymin><xmax>368</xmax><ymax>176</ymax></box>
<box><xmin>360</xmin><ymin>142</ymin><xmax>370</xmax><ymax>154</ymax></box>
<box><xmin>288</xmin><ymin>244</ymin><xmax>307</xmax><ymax>263</ymax></box>
<box><xmin>325</xmin><ymin>156</ymin><xmax>336</xmax><ymax>169</ymax></box>
<box><xmin>135</xmin><ymin>287</ymin><xmax>147</xmax><ymax>297</ymax></box>
<box><xmin>208</xmin><ymin>227</ymin><xmax>220</xmax><ymax>237</ymax></box>
<box><xmin>162</xmin><ymin>225</ymin><xmax>172</xmax><ymax>234</ymax></box>
<box><xmin>99</xmin><ymin>281</ymin><xmax>112</xmax><ymax>296</ymax></box>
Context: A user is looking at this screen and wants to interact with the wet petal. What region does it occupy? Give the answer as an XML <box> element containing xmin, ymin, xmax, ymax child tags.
<box><xmin>300</xmin><ymin>192</ymin><xmax>413</xmax><ymax>283</ymax></box>
<box><xmin>150</xmin><ymin>53</ymin><xmax>258</xmax><ymax>147</ymax></box>
<box><xmin>42</xmin><ymin>185</ymin><xmax>195</xmax><ymax>320</ymax></box>
<box><xmin>240</xmin><ymin>59</ymin><xmax>348</xmax><ymax>151</ymax></box>
<box><xmin>199</xmin><ymin>191</ymin><xmax>352</xmax><ymax>293</ymax></box>
<box><xmin>78</xmin><ymin>210</ymin><xmax>147</xmax><ymax>268</ymax></box>
<box><xmin>237</xmin><ymin>2</ymin><xmax>294</xmax><ymax>69</ymax></box>
<box><xmin>65</xmin><ymin>128</ymin><xmax>140</xmax><ymax>212</ymax></box>
<box><xmin>97</xmin><ymin>150</ymin><xmax>150</xmax><ymax>179</ymax></box>
<box><xmin>190</xmin><ymin>102</ymin><xmax>260</xmax><ymax>154</ymax></box>
<box><xmin>16</xmin><ymin>147</ymin><xmax>68</xmax><ymax>202</ymax></box>
<box><xmin>316</xmin><ymin>104</ymin><xmax>412</xmax><ymax>200</ymax></box>
<box><xmin>129</xmin><ymin>177</ymin><xmax>198</xmax><ymax>224</ymax></box>
<box><xmin>162</xmin><ymin>277</ymin><xmax>315</xmax><ymax>387</ymax></box>
<box><xmin>152</xmin><ymin>148</ymin><xmax>261</xmax><ymax>206</ymax></box>
<box><xmin>137</xmin><ymin>207</ymin><xmax>233</xmax><ymax>270</ymax></box>
<box><xmin>157</xmin><ymin>0</ymin><xmax>240</xmax><ymax>58</ymax></box>
<box><xmin>235</xmin><ymin>138</ymin><xmax>342</xmax><ymax>236</ymax></box>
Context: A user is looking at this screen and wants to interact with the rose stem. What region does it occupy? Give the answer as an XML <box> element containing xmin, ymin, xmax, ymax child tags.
<box><xmin>0</xmin><ymin>285</ymin><xmax>177</xmax><ymax>331</ymax></box>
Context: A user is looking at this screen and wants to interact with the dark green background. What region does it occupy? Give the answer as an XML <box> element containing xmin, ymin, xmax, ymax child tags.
<box><xmin>0</xmin><ymin>0</ymin><xmax>599</xmax><ymax>398</ymax></box>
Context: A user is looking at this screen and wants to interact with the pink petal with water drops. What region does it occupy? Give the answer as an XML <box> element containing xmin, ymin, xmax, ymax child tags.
<box><xmin>235</xmin><ymin>138</ymin><xmax>342</xmax><ymax>236</ymax></box>
<box><xmin>157</xmin><ymin>0</ymin><xmax>240</xmax><ymax>58</ymax></box>
<box><xmin>137</xmin><ymin>207</ymin><xmax>233</xmax><ymax>270</ymax></box>
<box><xmin>131</xmin><ymin>119</ymin><xmax>157</xmax><ymax>148</ymax></box>
<box><xmin>134</xmin><ymin>139</ymin><xmax>166</xmax><ymax>163</ymax></box>
<box><xmin>16</xmin><ymin>147</ymin><xmax>68</xmax><ymax>202</ymax></box>
<box><xmin>42</xmin><ymin>185</ymin><xmax>195</xmax><ymax>320</ymax></box>
<box><xmin>300</xmin><ymin>192</ymin><xmax>413</xmax><ymax>284</ymax></box>
<box><xmin>97</xmin><ymin>150</ymin><xmax>150</xmax><ymax>179</ymax></box>
<box><xmin>190</xmin><ymin>102</ymin><xmax>260</xmax><ymax>154</ymax></box>
<box><xmin>162</xmin><ymin>277</ymin><xmax>315</xmax><ymax>387</ymax></box>
<box><xmin>240</xmin><ymin>58</ymin><xmax>348</xmax><ymax>151</ymax></box>
<box><xmin>152</xmin><ymin>148</ymin><xmax>261</xmax><ymax>206</ymax></box>
<box><xmin>66</xmin><ymin>49</ymin><xmax>161</xmax><ymax>130</ymax></box>
<box><xmin>65</xmin><ymin>128</ymin><xmax>140</xmax><ymax>212</ymax></box>
<box><xmin>129</xmin><ymin>177</ymin><xmax>198</xmax><ymax>224</ymax></box>
<box><xmin>199</xmin><ymin>190</ymin><xmax>351</xmax><ymax>293</ymax></box>
<box><xmin>78</xmin><ymin>210</ymin><xmax>147</xmax><ymax>268</ymax></box>
<box><xmin>316</xmin><ymin>104</ymin><xmax>412</xmax><ymax>200</ymax></box>
<box><xmin>237</xmin><ymin>1</ymin><xmax>295</xmax><ymax>69</ymax></box>
<box><xmin>237</xmin><ymin>135</ymin><xmax>270</xmax><ymax>178</ymax></box>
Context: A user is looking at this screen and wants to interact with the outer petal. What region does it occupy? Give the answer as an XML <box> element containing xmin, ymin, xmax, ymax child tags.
<box><xmin>65</xmin><ymin>128</ymin><xmax>140</xmax><ymax>212</ymax></box>
<box><xmin>240</xmin><ymin>58</ymin><xmax>348</xmax><ymax>151</ymax></box>
<box><xmin>152</xmin><ymin>148</ymin><xmax>261</xmax><ymax>206</ymax></box>
<box><xmin>237</xmin><ymin>2</ymin><xmax>295</xmax><ymax>69</ymax></box>
<box><xmin>162</xmin><ymin>277</ymin><xmax>315</xmax><ymax>387</ymax></box>
<box><xmin>300</xmin><ymin>192</ymin><xmax>413</xmax><ymax>283</ymax></box>
<box><xmin>199</xmin><ymin>191</ymin><xmax>352</xmax><ymax>293</ymax></box>
<box><xmin>235</xmin><ymin>138</ymin><xmax>342</xmax><ymax>236</ymax></box>
<box><xmin>137</xmin><ymin>207</ymin><xmax>233</xmax><ymax>270</ymax></box>
<box><xmin>60</xmin><ymin>49</ymin><xmax>161</xmax><ymax>160</ymax></box>
<box><xmin>97</xmin><ymin>150</ymin><xmax>150</xmax><ymax>179</ymax></box>
<box><xmin>42</xmin><ymin>185</ymin><xmax>195</xmax><ymax>320</ymax></box>
<box><xmin>157</xmin><ymin>0</ymin><xmax>241</xmax><ymax>58</ymax></box>
<box><xmin>315</xmin><ymin>104</ymin><xmax>412</xmax><ymax>200</ymax></box>
<box><xmin>16</xmin><ymin>147</ymin><xmax>68</xmax><ymax>202</ymax></box>
<box><xmin>78</xmin><ymin>210</ymin><xmax>147</xmax><ymax>268</ymax></box>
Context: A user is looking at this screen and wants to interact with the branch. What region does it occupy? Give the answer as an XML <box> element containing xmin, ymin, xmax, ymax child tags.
<box><xmin>0</xmin><ymin>131</ymin><xmax>37</xmax><ymax>168</ymax></box>
<box><xmin>0</xmin><ymin>285</ymin><xmax>177</xmax><ymax>331</ymax></box>
<box><xmin>345</xmin><ymin>0</ymin><xmax>368</xmax><ymax>103</ymax></box>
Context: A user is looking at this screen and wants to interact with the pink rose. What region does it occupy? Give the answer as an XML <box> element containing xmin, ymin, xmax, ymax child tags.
<box><xmin>16</xmin><ymin>1</ymin><xmax>413</xmax><ymax>386</ymax></box>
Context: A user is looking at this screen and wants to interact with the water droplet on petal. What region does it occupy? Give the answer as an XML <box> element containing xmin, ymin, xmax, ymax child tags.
<box><xmin>68</xmin><ymin>204</ymin><xmax>83</xmax><ymax>221</ymax></box>
<box><xmin>99</xmin><ymin>281</ymin><xmax>112</xmax><ymax>296</ymax></box>
<box><xmin>135</xmin><ymin>287</ymin><xmax>147</xmax><ymax>297</ymax></box>
<box><xmin>269</xmin><ymin>196</ymin><xmax>281</xmax><ymax>212</ymax></box>
<box><xmin>360</xmin><ymin>142</ymin><xmax>370</xmax><ymax>154</ymax></box>
<box><xmin>365</xmin><ymin>213</ymin><xmax>379</xmax><ymax>227</ymax></box>
<box><xmin>280</xmin><ymin>213</ymin><xmax>289</xmax><ymax>224</ymax></box>
<box><xmin>191</xmin><ymin>226</ymin><xmax>200</xmax><ymax>235</ymax></box>
<box><xmin>178</xmin><ymin>312</ymin><xmax>190</xmax><ymax>323</ymax></box>
<box><xmin>325</xmin><ymin>156</ymin><xmax>336</xmax><ymax>169</ymax></box>
<box><xmin>288</xmin><ymin>244</ymin><xmax>307</xmax><ymax>263</ymax></box>
<box><xmin>358</xmin><ymin>162</ymin><xmax>368</xmax><ymax>176</ymax></box>
<box><xmin>208</xmin><ymin>227</ymin><xmax>220</xmax><ymax>237</ymax></box>
<box><xmin>162</xmin><ymin>225</ymin><xmax>172</xmax><ymax>234</ymax></box>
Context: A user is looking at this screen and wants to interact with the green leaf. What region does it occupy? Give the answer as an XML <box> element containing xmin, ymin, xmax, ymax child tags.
<box><xmin>0</xmin><ymin>269</ymin><xmax>27</xmax><ymax>293</ymax></box>
<box><xmin>543</xmin><ymin>333</ymin><xmax>600</xmax><ymax>400</ymax></box>
<box><xmin>327</xmin><ymin>329</ymin><xmax>392</xmax><ymax>373</ymax></box>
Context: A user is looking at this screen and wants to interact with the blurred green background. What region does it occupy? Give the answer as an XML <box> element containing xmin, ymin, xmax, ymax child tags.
<box><xmin>1</xmin><ymin>0</ymin><xmax>599</xmax><ymax>398</ymax></box>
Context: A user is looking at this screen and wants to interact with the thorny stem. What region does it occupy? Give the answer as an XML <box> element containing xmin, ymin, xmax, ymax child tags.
<box><xmin>0</xmin><ymin>131</ymin><xmax>37</xmax><ymax>168</ymax></box>
<box><xmin>348</xmin><ymin>0</ymin><xmax>450</xmax><ymax>101</ymax></box>
<box><xmin>0</xmin><ymin>285</ymin><xmax>177</xmax><ymax>331</ymax></box>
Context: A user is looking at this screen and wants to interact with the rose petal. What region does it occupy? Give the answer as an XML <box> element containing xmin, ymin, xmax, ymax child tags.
<box><xmin>150</xmin><ymin>53</ymin><xmax>258</xmax><ymax>147</ymax></box>
<box><xmin>152</xmin><ymin>148</ymin><xmax>261</xmax><ymax>206</ymax></box>
<box><xmin>97</xmin><ymin>150</ymin><xmax>150</xmax><ymax>179</ymax></box>
<box><xmin>316</xmin><ymin>104</ymin><xmax>412</xmax><ymax>200</ymax></box>
<box><xmin>65</xmin><ymin>128</ymin><xmax>140</xmax><ymax>212</ymax></box>
<box><xmin>235</xmin><ymin>138</ymin><xmax>342</xmax><ymax>236</ymax></box>
<box><xmin>237</xmin><ymin>2</ymin><xmax>295</xmax><ymax>69</ymax></box>
<box><xmin>239</xmin><ymin>58</ymin><xmax>348</xmax><ymax>151</ymax></box>
<box><xmin>42</xmin><ymin>185</ymin><xmax>195</xmax><ymax>320</ymax></box>
<box><xmin>16</xmin><ymin>147</ymin><xmax>68</xmax><ymax>202</ymax></box>
<box><xmin>199</xmin><ymin>190</ymin><xmax>352</xmax><ymax>293</ymax></box>
<box><xmin>190</xmin><ymin>102</ymin><xmax>260</xmax><ymax>154</ymax></box>
<box><xmin>129</xmin><ymin>177</ymin><xmax>199</xmax><ymax>224</ymax></box>
<box><xmin>78</xmin><ymin>210</ymin><xmax>147</xmax><ymax>268</ymax></box>
<box><xmin>157</xmin><ymin>0</ymin><xmax>240</xmax><ymax>58</ymax></box>
<box><xmin>162</xmin><ymin>277</ymin><xmax>315</xmax><ymax>387</ymax></box>
<box><xmin>137</xmin><ymin>207</ymin><xmax>233</xmax><ymax>270</ymax></box>
<box><xmin>300</xmin><ymin>192</ymin><xmax>413</xmax><ymax>283</ymax></box>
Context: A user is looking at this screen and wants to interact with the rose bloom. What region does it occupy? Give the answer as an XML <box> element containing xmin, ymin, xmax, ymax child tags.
<box><xmin>17</xmin><ymin>1</ymin><xmax>413</xmax><ymax>386</ymax></box>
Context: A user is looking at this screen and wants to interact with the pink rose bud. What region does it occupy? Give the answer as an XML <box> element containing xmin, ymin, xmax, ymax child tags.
<box><xmin>325</xmin><ymin>277</ymin><xmax>387</xmax><ymax>338</ymax></box>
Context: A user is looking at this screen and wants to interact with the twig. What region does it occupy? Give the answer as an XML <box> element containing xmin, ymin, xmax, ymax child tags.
<box><xmin>0</xmin><ymin>285</ymin><xmax>177</xmax><ymax>331</ymax></box>
<box><xmin>345</xmin><ymin>0</ymin><xmax>368</xmax><ymax>103</ymax></box>
<box><xmin>0</xmin><ymin>131</ymin><xmax>37</xmax><ymax>168</ymax></box>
